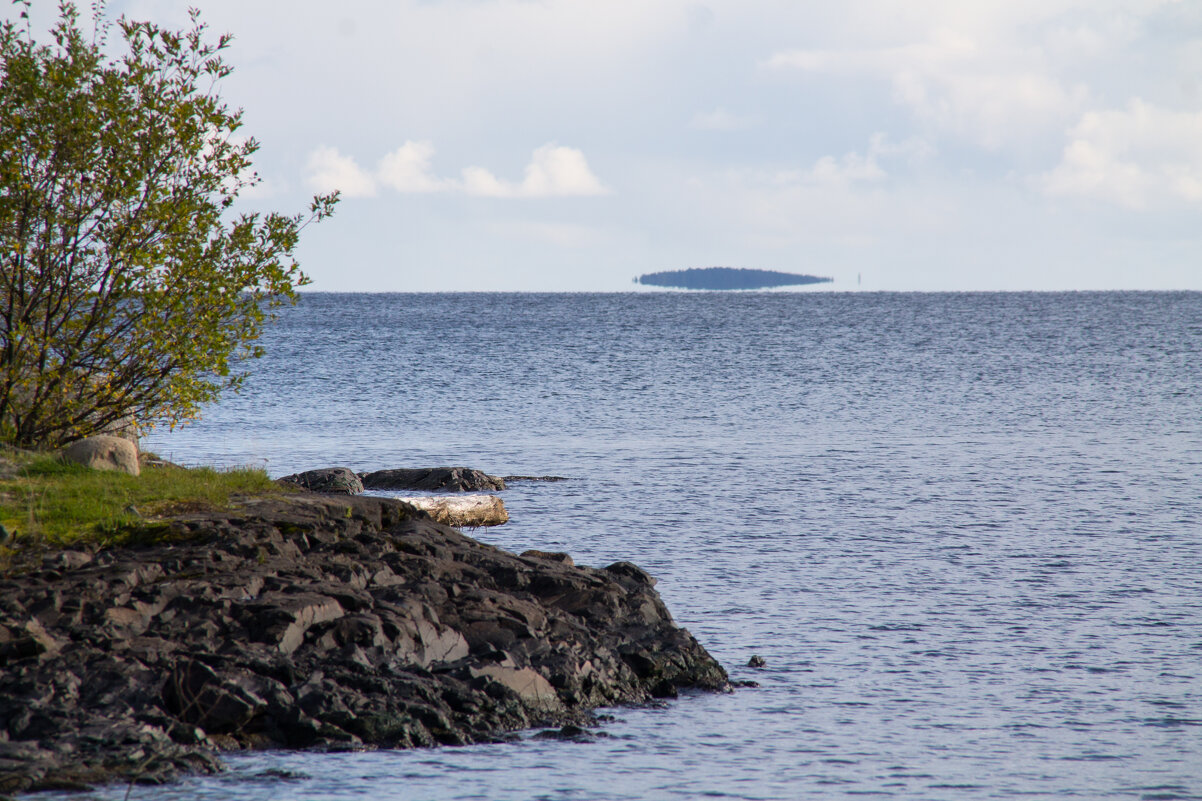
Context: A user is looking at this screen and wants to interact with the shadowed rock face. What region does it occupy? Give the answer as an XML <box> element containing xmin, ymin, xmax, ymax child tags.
<box><xmin>0</xmin><ymin>495</ymin><xmax>727</xmax><ymax>794</ymax></box>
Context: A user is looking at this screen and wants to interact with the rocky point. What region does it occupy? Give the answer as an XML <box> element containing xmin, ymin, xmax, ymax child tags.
<box><xmin>0</xmin><ymin>493</ymin><xmax>728</xmax><ymax>795</ymax></box>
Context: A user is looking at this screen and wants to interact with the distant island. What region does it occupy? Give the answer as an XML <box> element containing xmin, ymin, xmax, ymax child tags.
<box><xmin>634</xmin><ymin>267</ymin><xmax>833</xmax><ymax>290</ymax></box>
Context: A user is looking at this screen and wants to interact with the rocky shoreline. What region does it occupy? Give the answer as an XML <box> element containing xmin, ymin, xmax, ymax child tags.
<box><xmin>0</xmin><ymin>491</ymin><xmax>730</xmax><ymax>795</ymax></box>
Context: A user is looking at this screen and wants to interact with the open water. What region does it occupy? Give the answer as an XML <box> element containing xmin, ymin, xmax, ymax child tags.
<box><xmin>76</xmin><ymin>291</ymin><xmax>1202</xmax><ymax>800</ymax></box>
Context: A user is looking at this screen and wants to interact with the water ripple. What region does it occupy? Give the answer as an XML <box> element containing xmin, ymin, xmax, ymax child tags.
<box><xmin>116</xmin><ymin>291</ymin><xmax>1202</xmax><ymax>801</ymax></box>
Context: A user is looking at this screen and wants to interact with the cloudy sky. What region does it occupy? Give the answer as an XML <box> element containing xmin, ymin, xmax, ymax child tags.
<box><xmin>18</xmin><ymin>0</ymin><xmax>1202</xmax><ymax>291</ymax></box>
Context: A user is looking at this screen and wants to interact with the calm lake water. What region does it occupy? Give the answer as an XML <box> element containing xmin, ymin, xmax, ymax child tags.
<box><xmin>72</xmin><ymin>291</ymin><xmax>1202</xmax><ymax>800</ymax></box>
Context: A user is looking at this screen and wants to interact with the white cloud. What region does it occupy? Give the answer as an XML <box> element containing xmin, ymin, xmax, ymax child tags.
<box><xmin>376</xmin><ymin>141</ymin><xmax>453</xmax><ymax>193</ymax></box>
<box><xmin>522</xmin><ymin>144</ymin><xmax>609</xmax><ymax>196</ymax></box>
<box><xmin>1041</xmin><ymin>100</ymin><xmax>1202</xmax><ymax>206</ymax></box>
<box><xmin>765</xmin><ymin>28</ymin><xmax>1086</xmax><ymax>150</ymax></box>
<box><xmin>458</xmin><ymin>166</ymin><xmax>508</xmax><ymax>197</ymax></box>
<box><xmin>808</xmin><ymin>152</ymin><xmax>885</xmax><ymax>185</ymax></box>
<box><xmin>463</xmin><ymin>144</ymin><xmax>609</xmax><ymax>198</ymax></box>
<box><xmin>456</xmin><ymin>168</ymin><xmax>502</xmax><ymax>197</ymax></box>
<box><xmin>306</xmin><ymin>141</ymin><xmax>608</xmax><ymax>199</ymax></box>
<box><xmin>689</xmin><ymin>107</ymin><xmax>758</xmax><ymax>131</ymax></box>
<box><xmin>775</xmin><ymin>133</ymin><xmax>933</xmax><ymax>187</ymax></box>
<box><xmin>305</xmin><ymin>146</ymin><xmax>377</xmax><ymax>198</ymax></box>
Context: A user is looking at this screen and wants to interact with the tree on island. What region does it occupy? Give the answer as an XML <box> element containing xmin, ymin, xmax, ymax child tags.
<box><xmin>0</xmin><ymin>1</ymin><xmax>337</xmax><ymax>449</ymax></box>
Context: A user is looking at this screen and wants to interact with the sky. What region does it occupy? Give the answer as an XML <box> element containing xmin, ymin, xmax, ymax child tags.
<box><xmin>15</xmin><ymin>0</ymin><xmax>1202</xmax><ymax>291</ymax></box>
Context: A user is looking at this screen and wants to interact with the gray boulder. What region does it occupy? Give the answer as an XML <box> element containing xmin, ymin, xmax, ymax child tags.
<box><xmin>360</xmin><ymin>466</ymin><xmax>505</xmax><ymax>492</ymax></box>
<box><xmin>278</xmin><ymin>467</ymin><xmax>364</xmax><ymax>495</ymax></box>
<box><xmin>59</xmin><ymin>435</ymin><xmax>140</xmax><ymax>476</ymax></box>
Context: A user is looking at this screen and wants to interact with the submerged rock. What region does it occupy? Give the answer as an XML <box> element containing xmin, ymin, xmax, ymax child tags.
<box><xmin>0</xmin><ymin>494</ymin><xmax>727</xmax><ymax>793</ymax></box>
<box><xmin>532</xmin><ymin>723</ymin><xmax>607</xmax><ymax>741</ymax></box>
<box><xmin>502</xmin><ymin>475</ymin><xmax>570</xmax><ymax>483</ymax></box>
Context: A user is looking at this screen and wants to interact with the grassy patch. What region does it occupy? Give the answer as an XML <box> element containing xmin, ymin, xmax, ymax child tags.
<box><xmin>0</xmin><ymin>449</ymin><xmax>282</xmax><ymax>549</ymax></box>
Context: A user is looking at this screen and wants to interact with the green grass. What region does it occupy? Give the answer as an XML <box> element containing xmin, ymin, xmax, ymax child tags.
<box><xmin>0</xmin><ymin>449</ymin><xmax>282</xmax><ymax>549</ymax></box>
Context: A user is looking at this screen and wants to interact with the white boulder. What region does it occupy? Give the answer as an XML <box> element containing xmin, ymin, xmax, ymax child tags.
<box><xmin>403</xmin><ymin>495</ymin><xmax>508</xmax><ymax>527</ymax></box>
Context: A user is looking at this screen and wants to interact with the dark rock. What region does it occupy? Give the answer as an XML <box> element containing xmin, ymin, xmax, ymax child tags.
<box><xmin>650</xmin><ymin>679</ymin><xmax>678</xmax><ymax>698</ymax></box>
<box><xmin>277</xmin><ymin>468</ymin><xmax>364</xmax><ymax>495</ymax></box>
<box><xmin>532</xmin><ymin>723</ymin><xmax>607</xmax><ymax>741</ymax></box>
<box><xmin>359</xmin><ymin>467</ymin><xmax>505</xmax><ymax>492</ymax></box>
<box><xmin>0</xmin><ymin>620</ymin><xmax>61</xmax><ymax>665</ymax></box>
<box><xmin>249</xmin><ymin>768</ymin><xmax>309</xmax><ymax>782</ymax></box>
<box><xmin>604</xmin><ymin>561</ymin><xmax>657</xmax><ymax>588</ymax></box>
<box><xmin>521</xmin><ymin>551</ymin><xmax>574</xmax><ymax>566</ymax></box>
<box><xmin>238</xmin><ymin>592</ymin><xmax>346</xmax><ymax>654</ymax></box>
<box><xmin>163</xmin><ymin>659</ymin><xmax>266</xmax><ymax>733</ymax></box>
<box><xmin>47</xmin><ymin>551</ymin><xmax>92</xmax><ymax>571</ymax></box>
<box><xmin>747</xmin><ymin>655</ymin><xmax>766</xmax><ymax>668</ymax></box>
<box><xmin>0</xmin><ymin>493</ymin><xmax>727</xmax><ymax>794</ymax></box>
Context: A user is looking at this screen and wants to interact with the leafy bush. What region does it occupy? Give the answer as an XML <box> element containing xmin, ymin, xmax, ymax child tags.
<box><xmin>0</xmin><ymin>1</ymin><xmax>337</xmax><ymax>448</ymax></box>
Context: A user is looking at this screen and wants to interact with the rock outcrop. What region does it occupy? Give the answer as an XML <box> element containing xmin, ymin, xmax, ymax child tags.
<box><xmin>359</xmin><ymin>467</ymin><xmax>506</xmax><ymax>492</ymax></box>
<box><xmin>59</xmin><ymin>435</ymin><xmax>140</xmax><ymax>476</ymax></box>
<box><xmin>277</xmin><ymin>467</ymin><xmax>364</xmax><ymax>495</ymax></box>
<box><xmin>0</xmin><ymin>494</ymin><xmax>727</xmax><ymax>794</ymax></box>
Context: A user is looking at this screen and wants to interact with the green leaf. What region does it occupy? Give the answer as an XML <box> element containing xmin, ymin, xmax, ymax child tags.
<box><xmin>0</xmin><ymin>1</ymin><xmax>337</xmax><ymax>449</ymax></box>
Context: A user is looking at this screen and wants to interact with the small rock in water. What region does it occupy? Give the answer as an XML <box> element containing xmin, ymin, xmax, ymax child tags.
<box><xmin>250</xmin><ymin>768</ymin><xmax>310</xmax><ymax>782</ymax></box>
<box><xmin>502</xmin><ymin>475</ymin><xmax>569</xmax><ymax>483</ymax></box>
<box><xmin>532</xmin><ymin>724</ymin><xmax>607</xmax><ymax>742</ymax></box>
<box><xmin>747</xmin><ymin>655</ymin><xmax>766</xmax><ymax>668</ymax></box>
